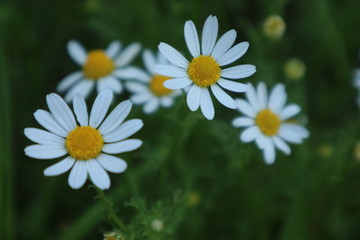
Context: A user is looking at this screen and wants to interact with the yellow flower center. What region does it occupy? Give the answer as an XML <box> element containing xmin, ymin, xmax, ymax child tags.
<box><xmin>255</xmin><ymin>109</ymin><xmax>281</xmax><ymax>136</ymax></box>
<box><xmin>83</xmin><ymin>50</ymin><xmax>114</xmax><ymax>79</ymax></box>
<box><xmin>150</xmin><ymin>75</ymin><xmax>173</xmax><ymax>96</ymax></box>
<box><xmin>65</xmin><ymin>126</ymin><xmax>104</xmax><ymax>160</ymax></box>
<box><xmin>188</xmin><ymin>55</ymin><xmax>221</xmax><ymax>87</ymax></box>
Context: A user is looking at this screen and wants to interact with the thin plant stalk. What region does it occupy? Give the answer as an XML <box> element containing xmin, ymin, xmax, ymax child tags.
<box><xmin>94</xmin><ymin>186</ymin><xmax>128</xmax><ymax>233</ymax></box>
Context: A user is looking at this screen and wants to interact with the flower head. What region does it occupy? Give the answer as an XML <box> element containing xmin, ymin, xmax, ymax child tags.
<box><xmin>232</xmin><ymin>83</ymin><xmax>309</xmax><ymax>164</ymax></box>
<box><xmin>24</xmin><ymin>89</ymin><xmax>143</xmax><ymax>190</ymax></box>
<box><xmin>58</xmin><ymin>40</ymin><xmax>141</xmax><ymax>102</ymax></box>
<box><xmin>103</xmin><ymin>231</ymin><xmax>125</xmax><ymax>240</ymax></box>
<box><xmin>151</xmin><ymin>219</ymin><xmax>164</xmax><ymax>232</ymax></box>
<box><xmin>263</xmin><ymin>15</ymin><xmax>286</xmax><ymax>39</ymax></box>
<box><xmin>354</xmin><ymin>142</ymin><xmax>360</xmax><ymax>162</ymax></box>
<box><xmin>155</xmin><ymin>15</ymin><xmax>256</xmax><ymax>120</ymax></box>
<box><xmin>284</xmin><ymin>58</ymin><xmax>306</xmax><ymax>80</ymax></box>
<box><xmin>124</xmin><ymin>49</ymin><xmax>181</xmax><ymax>114</ymax></box>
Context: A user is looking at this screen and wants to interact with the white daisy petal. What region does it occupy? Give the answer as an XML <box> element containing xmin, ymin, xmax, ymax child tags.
<box><xmin>144</xmin><ymin>98</ymin><xmax>159</xmax><ymax>114</ymax></box>
<box><xmin>235</xmin><ymin>99</ymin><xmax>256</xmax><ymax>117</ymax></box>
<box><xmin>263</xmin><ymin>139</ymin><xmax>276</xmax><ymax>164</ymax></box>
<box><xmin>102</xmin><ymin>139</ymin><xmax>143</xmax><ymax>154</ymax></box>
<box><xmin>131</xmin><ymin>93</ymin><xmax>152</xmax><ymax>104</ymax></box>
<box><xmin>157</xmin><ymin>51</ymin><xmax>168</xmax><ymax>64</ymax></box>
<box><xmin>268</xmin><ymin>84</ymin><xmax>287</xmax><ymax>114</ymax></box>
<box><xmin>43</xmin><ymin>156</ymin><xmax>76</xmax><ymax>176</ymax></box>
<box><xmin>64</xmin><ymin>79</ymin><xmax>95</xmax><ymax>103</ymax></box>
<box><xmin>217</xmin><ymin>78</ymin><xmax>249</xmax><ymax>92</ymax></box>
<box><xmin>245</xmin><ymin>83</ymin><xmax>260</xmax><ymax>111</ymax></box>
<box><xmin>273</xmin><ymin>136</ymin><xmax>291</xmax><ymax>155</ymax></box>
<box><xmin>158</xmin><ymin>42</ymin><xmax>188</xmax><ymax>68</ymax></box>
<box><xmin>255</xmin><ymin>134</ymin><xmax>268</xmax><ymax>149</ymax></box>
<box><xmin>87</xmin><ymin>159</ymin><xmax>110</xmax><ymax>190</ymax></box>
<box><xmin>221</xmin><ymin>65</ymin><xmax>256</xmax><ymax>79</ymax></box>
<box><xmin>57</xmin><ymin>71</ymin><xmax>83</xmax><ymax>92</ymax></box>
<box><xmin>257</xmin><ymin>82</ymin><xmax>268</xmax><ymax>109</ymax></box>
<box><xmin>211</xmin><ymin>29</ymin><xmax>237</xmax><ymax>60</ymax></box>
<box><xmin>184</xmin><ymin>20</ymin><xmax>200</xmax><ymax>57</ymax></box>
<box><xmin>143</xmin><ymin>49</ymin><xmax>156</xmax><ymax>73</ymax></box>
<box><xmin>278</xmin><ymin>125</ymin><xmax>303</xmax><ymax>144</ymax></box>
<box><xmin>105</xmin><ymin>40</ymin><xmax>121</xmax><ymax>58</ymax></box>
<box><xmin>103</xmin><ymin>119</ymin><xmax>144</xmax><ymax>143</ymax></box>
<box><xmin>68</xmin><ymin>161</ymin><xmax>88</xmax><ymax>189</ymax></box>
<box><xmin>353</xmin><ymin>69</ymin><xmax>360</xmax><ymax>88</ymax></box>
<box><xmin>34</xmin><ymin>110</ymin><xmax>68</xmax><ymax>137</ymax></box>
<box><xmin>99</xmin><ymin>100</ymin><xmax>132</xmax><ymax>135</ymax></box>
<box><xmin>279</xmin><ymin>104</ymin><xmax>301</xmax><ymax>120</ymax></box>
<box><xmin>73</xmin><ymin>94</ymin><xmax>88</xmax><ymax>126</ymax></box>
<box><xmin>97</xmin><ymin>154</ymin><xmax>127</xmax><ymax>173</ymax></box>
<box><xmin>240</xmin><ymin>126</ymin><xmax>260</xmax><ymax>142</ymax></box>
<box><xmin>160</xmin><ymin>96</ymin><xmax>173</xmax><ymax>107</ymax></box>
<box><xmin>154</xmin><ymin>65</ymin><xmax>188</xmax><ymax>78</ymax></box>
<box><xmin>115</xmin><ymin>42</ymin><xmax>141</xmax><ymax>67</ymax></box>
<box><xmin>164</xmin><ymin>78</ymin><xmax>192</xmax><ymax>90</ymax></box>
<box><xmin>282</xmin><ymin>123</ymin><xmax>309</xmax><ymax>139</ymax></box>
<box><xmin>217</xmin><ymin>42</ymin><xmax>249</xmax><ymax>66</ymax></box>
<box><xmin>46</xmin><ymin>93</ymin><xmax>77</xmax><ymax>132</ymax></box>
<box><xmin>201</xmin><ymin>15</ymin><xmax>218</xmax><ymax>56</ymax></box>
<box><xmin>187</xmin><ymin>84</ymin><xmax>201</xmax><ymax>111</ymax></box>
<box><xmin>89</xmin><ymin>89</ymin><xmax>113</xmax><ymax>128</ymax></box>
<box><xmin>24</xmin><ymin>145</ymin><xmax>67</xmax><ymax>159</ymax></box>
<box><xmin>113</xmin><ymin>67</ymin><xmax>150</xmax><ymax>82</ymax></box>
<box><xmin>67</xmin><ymin>40</ymin><xmax>87</xmax><ymax>66</ymax></box>
<box><xmin>211</xmin><ymin>84</ymin><xmax>237</xmax><ymax>109</ymax></box>
<box><xmin>24</xmin><ymin>128</ymin><xmax>64</xmax><ymax>145</ymax></box>
<box><xmin>200</xmin><ymin>87</ymin><xmax>215</xmax><ymax>120</ymax></box>
<box><xmin>98</xmin><ymin>76</ymin><xmax>123</xmax><ymax>94</ymax></box>
<box><xmin>232</xmin><ymin>117</ymin><xmax>254</xmax><ymax>128</ymax></box>
<box><xmin>125</xmin><ymin>82</ymin><xmax>148</xmax><ymax>93</ymax></box>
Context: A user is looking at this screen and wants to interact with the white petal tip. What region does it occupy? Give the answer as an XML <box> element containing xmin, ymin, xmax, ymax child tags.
<box><xmin>43</xmin><ymin>170</ymin><xmax>54</xmax><ymax>177</ymax></box>
<box><xmin>204</xmin><ymin>114</ymin><xmax>214</xmax><ymax>120</ymax></box>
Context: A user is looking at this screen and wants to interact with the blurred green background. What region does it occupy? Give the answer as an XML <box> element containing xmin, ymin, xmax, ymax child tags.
<box><xmin>1</xmin><ymin>0</ymin><xmax>360</xmax><ymax>239</ymax></box>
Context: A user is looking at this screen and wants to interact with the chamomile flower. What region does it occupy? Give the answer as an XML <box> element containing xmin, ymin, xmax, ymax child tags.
<box><xmin>57</xmin><ymin>40</ymin><xmax>141</xmax><ymax>102</ymax></box>
<box><xmin>155</xmin><ymin>15</ymin><xmax>256</xmax><ymax>120</ymax></box>
<box><xmin>124</xmin><ymin>49</ymin><xmax>181</xmax><ymax>114</ymax></box>
<box><xmin>24</xmin><ymin>89</ymin><xmax>143</xmax><ymax>190</ymax></box>
<box><xmin>232</xmin><ymin>82</ymin><xmax>309</xmax><ymax>164</ymax></box>
<box><xmin>263</xmin><ymin>15</ymin><xmax>286</xmax><ymax>39</ymax></box>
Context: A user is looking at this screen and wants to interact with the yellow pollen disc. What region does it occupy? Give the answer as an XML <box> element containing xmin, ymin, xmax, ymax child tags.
<box><xmin>83</xmin><ymin>50</ymin><xmax>114</xmax><ymax>79</ymax></box>
<box><xmin>188</xmin><ymin>55</ymin><xmax>221</xmax><ymax>87</ymax></box>
<box><xmin>65</xmin><ymin>126</ymin><xmax>103</xmax><ymax>160</ymax></box>
<box><xmin>150</xmin><ymin>75</ymin><xmax>173</xmax><ymax>96</ymax></box>
<box><xmin>255</xmin><ymin>109</ymin><xmax>281</xmax><ymax>136</ymax></box>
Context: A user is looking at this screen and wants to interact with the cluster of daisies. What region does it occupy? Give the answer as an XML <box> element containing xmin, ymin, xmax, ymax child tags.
<box><xmin>24</xmin><ymin>15</ymin><xmax>309</xmax><ymax>190</ymax></box>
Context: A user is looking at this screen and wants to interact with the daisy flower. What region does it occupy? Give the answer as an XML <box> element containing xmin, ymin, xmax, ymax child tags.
<box><xmin>155</xmin><ymin>15</ymin><xmax>256</xmax><ymax>120</ymax></box>
<box><xmin>124</xmin><ymin>49</ymin><xmax>181</xmax><ymax>114</ymax></box>
<box><xmin>57</xmin><ymin>40</ymin><xmax>141</xmax><ymax>102</ymax></box>
<box><xmin>232</xmin><ymin>82</ymin><xmax>309</xmax><ymax>164</ymax></box>
<box><xmin>24</xmin><ymin>89</ymin><xmax>144</xmax><ymax>190</ymax></box>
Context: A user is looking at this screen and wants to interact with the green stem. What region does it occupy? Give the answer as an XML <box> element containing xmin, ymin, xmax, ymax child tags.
<box><xmin>94</xmin><ymin>187</ymin><xmax>128</xmax><ymax>233</ymax></box>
